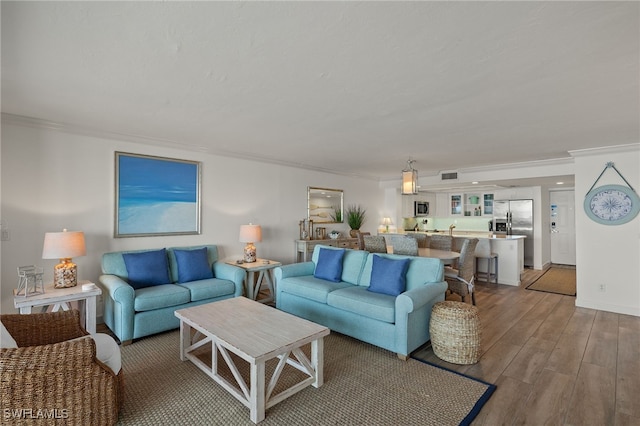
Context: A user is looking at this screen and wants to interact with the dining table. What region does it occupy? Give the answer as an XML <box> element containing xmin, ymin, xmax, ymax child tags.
<box><xmin>418</xmin><ymin>247</ymin><xmax>461</xmax><ymax>265</ymax></box>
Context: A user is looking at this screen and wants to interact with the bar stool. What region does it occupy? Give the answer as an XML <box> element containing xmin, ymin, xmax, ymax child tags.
<box><xmin>476</xmin><ymin>253</ymin><xmax>498</xmax><ymax>284</ymax></box>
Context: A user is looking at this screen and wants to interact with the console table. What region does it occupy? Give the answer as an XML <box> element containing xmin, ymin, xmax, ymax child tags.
<box><xmin>295</xmin><ymin>238</ymin><xmax>360</xmax><ymax>262</ymax></box>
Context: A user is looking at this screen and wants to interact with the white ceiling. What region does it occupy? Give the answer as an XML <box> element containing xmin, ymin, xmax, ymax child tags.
<box><xmin>2</xmin><ymin>2</ymin><xmax>638</xmax><ymax>184</ymax></box>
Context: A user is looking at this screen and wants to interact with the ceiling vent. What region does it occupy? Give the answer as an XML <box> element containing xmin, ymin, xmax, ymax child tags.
<box><xmin>441</xmin><ymin>171</ymin><xmax>458</xmax><ymax>181</ymax></box>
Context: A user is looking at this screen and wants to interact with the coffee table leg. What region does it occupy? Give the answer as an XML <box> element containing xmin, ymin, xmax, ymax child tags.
<box><xmin>179</xmin><ymin>321</ymin><xmax>191</xmax><ymax>361</ymax></box>
<box><xmin>311</xmin><ymin>337</ymin><xmax>324</xmax><ymax>388</ymax></box>
<box><xmin>250</xmin><ymin>361</ymin><xmax>266</xmax><ymax>423</ymax></box>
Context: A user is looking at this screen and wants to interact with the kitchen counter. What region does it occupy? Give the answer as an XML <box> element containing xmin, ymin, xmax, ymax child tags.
<box><xmin>397</xmin><ymin>230</ymin><xmax>526</xmax><ymax>240</ymax></box>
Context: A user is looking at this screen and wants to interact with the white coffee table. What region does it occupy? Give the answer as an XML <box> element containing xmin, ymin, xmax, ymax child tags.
<box><xmin>175</xmin><ymin>297</ymin><xmax>330</xmax><ymax>423</ymax></box>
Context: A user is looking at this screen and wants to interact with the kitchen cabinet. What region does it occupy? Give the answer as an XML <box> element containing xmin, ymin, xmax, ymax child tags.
<box><xmin>494</xmin><ymin>187</ymin><xmax>534</xmax><ymax>200</ymax></box>
<box><xmin>401</xmin><ymin>194</ymin><xmax>416</xmax><ymax>217</ymax></box>
<box><xmin>462</xmin><ymin>192</ymin><xmax>494</xmax><ymax>217</ymax></box>
<box><xmin>450</xmin><ymin>194</ymin><xmax>463</xmax><ymax>216</ymax></box>
<box><xmin>483</xmin><ymin>193</ymin><xmax>494</xmax><ymax>216</ymax></box>
<box><xmin>463</xmin><ymin>193</ymin><xmax>482</xmax><ymax>216</ymax></box>
<box><xmin>435</xmin><ymin>193</ymin><xmax>449</xmax><ymax>217</ymax></box>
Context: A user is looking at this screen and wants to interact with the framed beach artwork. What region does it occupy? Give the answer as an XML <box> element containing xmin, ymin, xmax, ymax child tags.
<box><xmin>115</xmin><ymin>152</ymin><xmax>201</xmax><ymax>237</ymax></box>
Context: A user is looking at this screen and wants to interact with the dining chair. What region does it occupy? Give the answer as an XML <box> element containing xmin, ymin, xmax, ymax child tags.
<box><xmin>444</xmin><ymin>238</ymin><xmax>479</xmax><ymax>305</ymax></box>
<box><xmin>357</xmin><ymin>231</ymin><xmax>371</xmax><ymax>250</ymax></box>
<box><xmin>452</xmin><ymin>236</ymin><xmax>468</xmax><ymax>253</ymax></box>
<box><xmin>389</xmin><ymin>235</ymin><xmax>419</xmax><ymax>256</ymax></box>
<box><xmin>406</xmin><ymin>233</ymin><xmax>429</xmax><ymax>248</ymax></box>
<box><xmin>362</xmin><ymin>235</ymin><xmax>387</xmax><ymax>253</ymax></box>
<box><xmin>429</xmin><ymin>234</ymin><xmax>453</xmax><ymax>251</ymax></box>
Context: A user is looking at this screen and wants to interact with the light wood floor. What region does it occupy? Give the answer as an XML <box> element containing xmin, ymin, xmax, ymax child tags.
<box><xmin>413</xmin><ymin>268</ymin><xmax>640</xmax><ymax>426</ymax></box>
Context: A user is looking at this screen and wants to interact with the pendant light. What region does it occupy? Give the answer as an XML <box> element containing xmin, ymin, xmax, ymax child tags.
<box><xmin>401</xmin><ymin>159</ymin><xmax>418</xmax><ymax>195</ymax></box>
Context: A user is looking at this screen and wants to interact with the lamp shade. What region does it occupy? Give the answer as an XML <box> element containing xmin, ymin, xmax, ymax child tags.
<box><xmin>42</xmin><ymin>230</ymin><xmax>86</xmax><ymax>259</ymax></box>
<box><xmin>382</xmin><ymin>217</ymin><xmax>393</xmax><ymax>226</ymax></box>
<box><xmin>239</xmin><ymin>224</ymin><xmax>262</xmax><ymax>243</ymax></box>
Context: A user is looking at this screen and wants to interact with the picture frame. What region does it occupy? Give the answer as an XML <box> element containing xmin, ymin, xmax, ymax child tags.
<box><xmin>115</xmin><ymin>152</ymin><xmax>201</xmax><ymax>237</ymax></box>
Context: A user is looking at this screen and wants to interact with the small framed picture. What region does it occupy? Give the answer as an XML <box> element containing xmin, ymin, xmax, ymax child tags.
<box><xmin>115</xmin><ymin>152</ymin><xmax>201</xmax><ymax>237</ymax></box>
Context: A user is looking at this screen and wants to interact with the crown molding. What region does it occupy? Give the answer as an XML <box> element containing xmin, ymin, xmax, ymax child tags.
<box><xmin>569</xmin><ymin>143</ymin><xmax>640</xmax><ymax>157</ymax></box>
<box><xmin>1</xmin><ymin>113</ymin><xmax>380</xmax><ymax>181</ymax></box>
<box><xmin>457</xmin><ymin>156</ymin><xmax>574</xmax><ymax>174</ymax></box>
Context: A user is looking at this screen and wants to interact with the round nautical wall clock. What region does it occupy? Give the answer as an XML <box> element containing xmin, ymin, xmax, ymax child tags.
<box><xmin>584</xmin><ymin>162</ymin><xmax>640</xmax><ymax>226</ymax></box>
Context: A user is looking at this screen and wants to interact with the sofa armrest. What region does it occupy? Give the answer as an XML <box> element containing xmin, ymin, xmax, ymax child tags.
<box><xmin>396</xmin><ymin>281</ymin><xmax>448</xmax><ymax>314</ymax></box>
<box><xmin>274</xmin><ymin>262</ymin><xmax>315</xmax><ymax>281</ymax></box>
<box><xmin>212</xmin><ymin>262</ymin><xmax>245</xmax><ymax>297</ymax></box>
<box><xmin>99</xmin><ymin>274</ymin><xmax>135</xmax><ymax>342</ymax></box>
<box><xmin>99</xmin><ymin>274</ymin><xmax>135</xmax><ymax>307</ymax></box>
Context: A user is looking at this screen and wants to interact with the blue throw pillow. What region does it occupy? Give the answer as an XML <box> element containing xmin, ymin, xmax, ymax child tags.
<box><xmin>367</xmin><ymin>255</ymin><xmax>411</xmax><ymax>296</ymax></box>
<box><xmin>123</xmin><ymin>249</ymin><xmax>171</xmax><ymax>289</ymax></box>
<box><xmin>174</xmin><ymin>247</ymin><xmax>214</xmax><ymax>283</ymax></box>
<box><xmin>313</xmin><ymin>248</ymin><xmax>345</xmax><ymax>282</ymax></box>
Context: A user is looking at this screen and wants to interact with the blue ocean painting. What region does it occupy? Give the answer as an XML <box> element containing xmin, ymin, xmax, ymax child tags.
<box><xmin>117</xmin><ymin>154</ymin><xmax>199</xmax><ymax>235</ymax></box>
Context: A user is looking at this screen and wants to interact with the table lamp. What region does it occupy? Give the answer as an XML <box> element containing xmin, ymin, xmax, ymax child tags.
<box><xmin>42</xmin><ymin>229</ymin><xmax>86</xmax><ymax>288</ymax></box>
<box><xmin>239</xmin><ymin>224</ymin><xmax>262</xmax><ymax>263</ymax></box>
<box><xmin>382</xmin><ymin>217</ymin><xmax>392</xmax><ymax>233</ymax></box>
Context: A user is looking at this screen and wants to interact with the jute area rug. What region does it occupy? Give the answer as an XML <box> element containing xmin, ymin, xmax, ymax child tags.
<box><xmin>526</xmin><ymin>266</ymin><xmax>576</xmax><ymax>296</ymax></box>
<box><xmin>117</xmin><ymin>330</ymin><xmax>495</xmax><ymax>425</ymax></box>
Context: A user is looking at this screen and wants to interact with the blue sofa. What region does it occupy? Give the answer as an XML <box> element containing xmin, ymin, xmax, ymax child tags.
<box><xmin>99</xmin><ymin>245</ymin><xmax>244</xmax><ymax>344</ymax></box>
<box><xmin>274</xmin><ymin>245</ymin><xmax>447</xmax><ymax>359</ymax></box>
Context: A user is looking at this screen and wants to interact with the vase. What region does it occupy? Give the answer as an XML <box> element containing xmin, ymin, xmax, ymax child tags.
<box><xmin>349</xmin><ymin>229</ymin><xmax>359</xmax><ymax>238</ymax></box>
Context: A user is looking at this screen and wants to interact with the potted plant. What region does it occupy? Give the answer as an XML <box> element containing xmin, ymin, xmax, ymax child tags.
<box><xmin>346</xmin><ymin>204</ymin><xmax>366</xmax><ymax>237</ymax></box>
<box><xmin>331</xmin><ymin>207</ymin><xmax>343</xmax><ymax>223</ymax></box>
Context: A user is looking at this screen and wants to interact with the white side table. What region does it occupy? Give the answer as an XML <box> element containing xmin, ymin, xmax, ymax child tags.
<box><xmin>226</xmin><ymin>258</ymin><xmax>282</xmax><ymax>303</ymax></box>
<box><xmin>13</xmin><ymin>280</ymin><xmax>102</xmax><ymax>334</ymax></box>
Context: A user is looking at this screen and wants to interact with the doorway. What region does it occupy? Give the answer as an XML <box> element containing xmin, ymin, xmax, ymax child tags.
<box><xmin>550</xmin><ymin>190</ymin><xmax>576</xmax><ymax>265</ymax></box>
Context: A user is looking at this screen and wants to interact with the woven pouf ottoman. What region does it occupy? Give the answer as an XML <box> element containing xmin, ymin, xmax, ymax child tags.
<box><xmin>429</xmin><ymin>301</ymin><xmax>481</xmax><ymax>364</ymax></box>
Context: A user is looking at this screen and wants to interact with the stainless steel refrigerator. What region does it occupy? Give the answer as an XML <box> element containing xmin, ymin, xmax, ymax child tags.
<box><xmin>493</xmin><ymin>199</ymin><xmax>534</xmax><ymax>267</ymax></box>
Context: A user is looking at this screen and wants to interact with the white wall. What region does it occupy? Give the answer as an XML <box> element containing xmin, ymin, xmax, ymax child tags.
<box><xmin>573</xmin><ymin>145</ymin><xmax>640</xmax><ymax>316</ymax></box>
<box><xmin>0</xmin><ymin>121</ymin><xmax>383</xmax><ymax>314</ymax></box>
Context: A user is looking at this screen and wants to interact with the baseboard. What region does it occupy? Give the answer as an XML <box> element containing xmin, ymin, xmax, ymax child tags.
<box><xmin>575</xmin><ymin>298</ymin><xmax>640</xmax><ymax>317</ymax></box>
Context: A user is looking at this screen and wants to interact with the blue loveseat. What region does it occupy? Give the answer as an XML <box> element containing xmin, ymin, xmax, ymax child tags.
<box><xmin>99</xmin><ymin>245</ymin><xmax>244</xmax><ymax>344</ymax></box>
<box><xmin>274</xmin><ymin>245</ymin><xmax>447</xmax><ymax>359</ymax></box>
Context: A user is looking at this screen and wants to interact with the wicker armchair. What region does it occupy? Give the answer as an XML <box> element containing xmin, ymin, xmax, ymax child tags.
<box><xmin>1</xmin><ymin>310</ymin><xmax>123</xmax><ymax>425</ymax></box>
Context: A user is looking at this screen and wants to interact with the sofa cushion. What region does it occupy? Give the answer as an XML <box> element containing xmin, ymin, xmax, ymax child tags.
<box><xmin>312</xmin><ymin>246</ymin><xmax>368</xmax><ymax>285</ymax></box>
<box><xmin>133</xmin><ymin>284</ymin><xmax>190</xmax><ymax>312</ymax></box>
<box><xmin>1</xmin><ymin>321</ymin><xmax>17</xmax><ymax>348</ymax></box>
<box><xmin>166</xmin><ymin>245</ymin><xmax>220</xmax><ymax>284</ymax></box>
<box><xmin>367</xmin><ymin>255</ymin><xmax>410</xmax><ymax>296</ymax></box>
<box><xmin>177</xmin><ymin>278</ymin><xmax>235</xmax><ymax>302</ymax></box>
<box><xmin>278</xmin><ymin>276</ymin><xmax>352</xmax><ymax>304</ymax></box>
<box><xmin>359</xmin><ymin>254</ymin><xmax>444</xmax><ymax>292</ymax></box>
<box><xmin>314</xmin><ymin>248</ymin><xmax>345</xmax><ymax>282</ymax></box>
<box><xmin>327</xmin><ymin>286</ymin><xmax>396</xmax><ymax>323</ymax></box>
<box><xmin>174</xmin><ymin>247</ymin><xmax>213</xmax><ymax>283</ymax></box>
<box><xmin>123</xmin><ymin>249</ymin><xmax>171</xmax><ymax>289</ymax></box>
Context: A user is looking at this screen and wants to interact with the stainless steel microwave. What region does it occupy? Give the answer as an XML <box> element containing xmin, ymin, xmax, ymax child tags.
<box><xmin>414</xmin><ymin>201</ymin><xmax>429</xmax><ymax>216</ymax></box>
